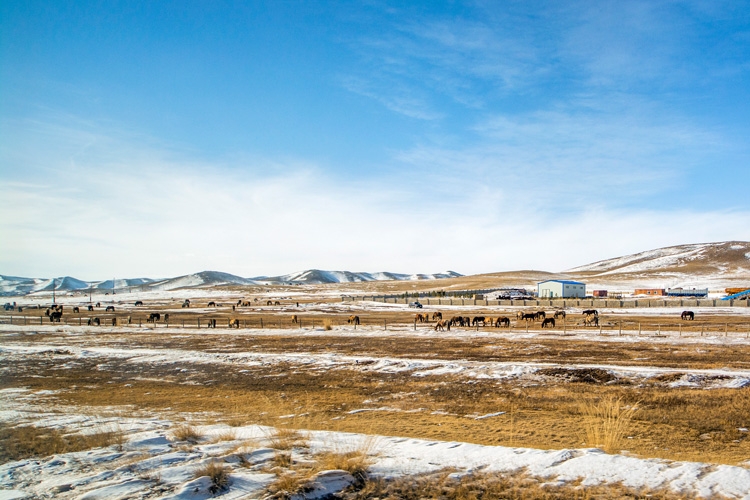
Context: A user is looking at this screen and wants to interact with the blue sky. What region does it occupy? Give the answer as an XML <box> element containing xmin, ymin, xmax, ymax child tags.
<box><xmin>1</xmin><ymin>1</ymin><xmax>749</xmax><ymax>280</ymax></box>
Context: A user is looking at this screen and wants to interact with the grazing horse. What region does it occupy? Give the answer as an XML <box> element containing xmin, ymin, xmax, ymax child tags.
<box><xmin>73</xmin><ymin>306</ymin><xmax>80</xmax><ymax>313</ymax></box>
<box><xmin>266</xmin><ymin>300</ymin><xmax>273</xmax><ymax>306</ymax></box>
<box><xmin>228</xmin><ymin>319</ymin><xmax>240</xmax><ymax>328</ymax></box>
<box><xmin>275</xmin><ymin>301</ymin><xmax>281</xmax><ymax>306</ymax></box>
<box><xmin>449</xmin><ymin>316</ymin><xmax>464</xmax><ymax>327</ymax></box>
<box><xmin>88</xmin><ymin>305</ymin><xmax>94</xmax><ymax>311</ymax></box>
<box><xmin>147</xmin><ymin>312</ymin><xmax>160</xmax><ymax>323</ymax></box>
<box><xmin>291</xmin><ymin>315</ymin><xmax>298</xmax><ymax>324</ymax></box>
<box><xmin>522</xmin><ymin>313</ymin><xmax>536</xmax><ymax>322</ymax></box>
<box><xmin>347</xmin><ymin>315</ymin><xmax>360</xmax><ymax>326</ymax></box>
<box><xmin>472</xmin><ymin>316</ymin><xmax>486</xmax><ymax>327</ymax></box>
<box><xmin>182</xmin><ymin>300</ymin><xmax>190</xmax><ymax>308</ymax></box>
<box><xmin>134</xmin><ymin>301</ymin><xmax>144</xmax><ymax>306</ymax></box>
<box><xmin>495</xmin><ymin>317</ymin><xmax>511</xmax><ymax>327</ymax></box>
<box><xmin>681</xmin><ymin>310</ymin><xmax>695</xmax><ymax>320</ymax></box>
<box><xmin>582</xmin><ymin>309</ymin><xmax>598</xmax><ymax>317</ymax></box>
<box><xmin>554</xmin><ymin>310</ymin><xmax>566</xmax><ymax>319</ymax></box>
<box><xmin>535</xmin><ymin>311</ymin><xmax>546</xmax><ymax>320</ymax></box>
<box><xmin>541</xmin><ymin>318</ymin><xmax>555</xmax><ymax>328</ymax></box>
<box><xmin>105</xmin><ymin>306</ymin><xmax>115</xmax><ymax>312</ymax></box>
<box><xmin>583</xmin><ymin>316</ymin><xmax>599</xmax><ymax>327</ymax></box>
<box><xmin>111</xmin><ymin>318</ymin><xmax>117</xmax><ymax>326</ymax></box>
<box><xmin>415</xmin><ymin>313</ymin><xmax>426</xmax><ymax>323</ymax></box>
<box><xmin>163</xmin><ymin>313</ymin><xmax>169</xmax><ymax>323</ymax></box>
<box><xmin>207</xmin><ymin>319</ymin><xmax>217</xmax><ymax>328</ymax></box>
<box><xmin>432</xmin><ymin>312</ymin><xmax>443</xmax><ymax>321</ymax></box>
<box><xmin>49</xmin><ymin>311</ymin><xmax>63</xmax><ymax>322</ymax></box>
<box><xmin>207</xmin><ymin>301</ymin><xmax>217</xmax><ymax>307</ymax></box>
<box><xmin>516</xmin><ymin>311</ymin><xmax>525</xmax><ymax>320</ymax></box>
<box><xmin>88</xmin><ymin>317</ymin><xmax>100</xmax><ymax>326</ymax></box>
<box><xmin>434</xmin><ymin>319</ymin><xmax>449</xmax><ymax>331</ymax></box>
<box><xmin>95</xmin><ymin>302</ymin><xmax>101</xmax><ymax>308</ymax></box>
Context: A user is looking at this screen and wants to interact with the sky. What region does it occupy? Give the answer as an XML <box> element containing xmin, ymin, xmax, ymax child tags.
<box><xmin>1</xmin><ymin>0</ymin><xmax>749</xmax><ymax>280</ymax></box>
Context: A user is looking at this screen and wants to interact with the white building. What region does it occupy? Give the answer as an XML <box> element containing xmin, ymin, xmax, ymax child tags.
<box><xmin>537</xmin><ymin>280</ymin><xmax>586</xmax><ymax>298</ymax></box>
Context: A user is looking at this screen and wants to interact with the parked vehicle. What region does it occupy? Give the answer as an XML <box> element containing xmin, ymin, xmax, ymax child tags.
<box><xmin>409</xmin><ymin>301</ymin><xmax>423</xmax><ymax>308</ymax></box>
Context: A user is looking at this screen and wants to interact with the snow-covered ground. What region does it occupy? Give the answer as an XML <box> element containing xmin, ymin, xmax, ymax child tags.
<box><xmin>2</xmin><ymin>388</ymin><xmax>750</xmax><ymax>500</ymax></box>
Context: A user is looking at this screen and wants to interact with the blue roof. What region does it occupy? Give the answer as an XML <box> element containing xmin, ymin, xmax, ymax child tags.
<box><xmin>537</xmin><ymin>280</ymin><xmax>585</xmax><ymax>285</ymax></box>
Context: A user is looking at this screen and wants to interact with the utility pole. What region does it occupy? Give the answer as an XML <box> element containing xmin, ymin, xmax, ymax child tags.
<box><xmin>52</xmin><ymin>278</ymin><xmax>56</xmax><ymax>305</ymax></box>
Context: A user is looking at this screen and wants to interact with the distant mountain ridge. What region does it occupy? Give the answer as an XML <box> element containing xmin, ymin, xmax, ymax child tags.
<box><xmin>0</xmin><ymin>269</ymin><xmax>464</xmax><ymax>296</ymax></box>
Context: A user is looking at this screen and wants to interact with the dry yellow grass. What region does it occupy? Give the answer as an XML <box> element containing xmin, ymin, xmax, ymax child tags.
<box><xmin>580</xmin><ymin>396</ymin><xmax>639</xmax><ymax>453</ymax></box>
<box><xmin>171</xmin><ymin>424</ymin><xmax>202</xmax><ymax>443</ymax></box>
<box><xmin>193</xmin><ymin>460</ymin><xmax>230</xmax><ymax>494</ymax></box>
<box><xmin>0</xmin><ymin>424</ymin><xmax>126</xmax><ymax>462</ymax></box>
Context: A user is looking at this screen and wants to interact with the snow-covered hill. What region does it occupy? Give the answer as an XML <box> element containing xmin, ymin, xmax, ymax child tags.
<box><xmin>0</xmin><ymin>269</ymin><xmax>463</xmax><ymax>296</ymax></box>
<box><xmin>263</xmin><ymin>269</ymin><xmax>462</xmax><ymax>284</ymax></box>
<box><xmin>565</xmin><ymin>241</ymin><xmax>750</xmax><ymax>290</ymax></box>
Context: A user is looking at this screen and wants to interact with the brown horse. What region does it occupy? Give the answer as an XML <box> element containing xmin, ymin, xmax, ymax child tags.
<box><xmin>291</xmin><ymin>315</ymin><xmax>298</xmax><ymax>324</ymax></box>
<box><xmin>495</xmin><ymin>317</ymin><xmax>510</xmax><ymax>327</ymax></box>
<box><xmin>554</xmin><ymin>310</ymin><xmax>566</xmax><ymax>319</ymax></box>
<box><xmin>681</xmin><ymin>310</ymin><xmax>695</xmax><ymax>320</ymax></box>
<box><xmin>228</xmin><ymin>319</ymin><xmax>240</xmax><ymax>328</ymax></box>
<box><xmin>415</xmin><ymin>313</ymin><xmax>427</xmax><ymax>323</ymax></box>
<box><xmin>432</xmin><ymin>312</ymin><xmax>443</xmax><ymax>321</ymax></box>
<box><xmin>347</xmin><ymin>315</ymin><xmax>360</xmax><ymax>325</ymax></box>
<box><xmin>434</xmin><ymin>319</ymin><xmax>449</xmax><ymax>331</ymax></box>
<box><xmin>541</xmin><ymin>318</ymin><xmax>555</xmax><ymax>328</ymax></box>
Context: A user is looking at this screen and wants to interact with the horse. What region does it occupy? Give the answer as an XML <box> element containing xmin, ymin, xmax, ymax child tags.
<box><xmin>147</xmin><ymin>312</ymin><xmax>160</xmax><ymax>323</ymax></box>
<box><xmin>182</xmin><ymin>300</ymin><xmax>190</xmax><ymax>308</ymax></box>
<box><xmin>111</xmin><ymin>318</ymin><xmax>117</xmax><ymax>326</ymax></box>
<box><xmin>163</xmin><ymin>313</ymin><xmax>169</xmax><ymax>323</ymax></box>
<box><xmin>434</xmin><ymin>319</ymin><xmax>449</xmax><ymax>331</ymax></box>
<box><xmin>516</xmin><ymin>311</ymin><xmax>525</xmax><ymax>320</ymax></box>
<box><xmin>472</xmin><ymin>316</ymin><xmax>486</xmax><ymax>327</ymax></box>
<box><xmin>415</xmin><ymin>313</ymin><xmax>426</xmax><ymax>323</ymax></box>
<box><xmin>522</xmin><ymin>313</ymin><xmax>536</xmax><ymax>322</ymax></box>
<box><xmin>275</xmin><ymin>301</ymin><xmax>281</xmax><ymax>306</ymax></box>
<box><xmin>207</xmin><ymin>301</ymin><xmax>217</xmax><ymax>307</ymax></box>
<box><xmin>432</xmin><ymin>312</ymin><xmax>443</xmax><ymax>321</ymax></box>
<box><xmin>582</xmin><ymin>309</ymin><xmax>598</xmax><ymax>317</ymax></box>
<box><xmin>449</xmin><ymin>316</ymin><xmax>464</xmax><ymax>327</ymax></box>
<box><xmin>228</xmin><ymin>319</ymin><xmax>240</xmax><ymax>329</ymax></box>
<box><xmin>554</xmin><ymin>310</ymin><xmax>566</xmax><ymax>319</ymax></box>
<box><xmin>681</xmin><ymin>310</ymin><xmax>695</xmax><ymax>320</ymax></box>
<box><xmin>541</xmin><ymin>318</ymin><xmax>555</xmax><ymax>328</ymax></box>
<box><xmin>495</xmin><ymin>317</ymin><xmax>510</xmax><ymax>327</ymax></box>
<box><xmin>207</xmin><ymin>319</ymin><xmax>217</xmax><ymax>328</ymax></box>
<box><xmin>49</xmin><ymin>310</ymin><xmax>63</xmax><ymax>322</ymax></box>
<box><xmin>87</xmin><ymin>317</ymin><xmax>100</xmax><ymax>326</ymax></box>
<box><xmin>105</xmin><ymin>306</ymin><xmax>115</xmax><ymax>312</ymax></box>
<box><xmin>347</xmin><ymin>315</ymin><xmax>360</xmax><ymax>326</ymax></box>
<box><xmin>266</xmin><ymin>300</ymin><xmax>273</xmax><ymax>306</ymax></box>
<box><xmin>73</xmin><ymin>306</ymin><xmax>80</xmax><ymax>313</ymax></box>
<box><xmin>535</xmin><ymin>311</ymin><xmax>546</xmax><ymax>320</ymax></box>
<box><xmin>291</xmin><ymin>315</ymin><xmax>298</xmax><ymax>324</ymax></box>
<box><xmin>583</xmin><ymin>316</ymin><xmax>599</xmax><ymax>327</ymax></box>
<box><xmin>134</xmin><ymin>301</ymin><xmax>144</xmax><ymax>306</ymax></box>
<box><xmin>95</xmin><ymin>302</ymin><xmax>101</xmax><ymax>308</ymax></box>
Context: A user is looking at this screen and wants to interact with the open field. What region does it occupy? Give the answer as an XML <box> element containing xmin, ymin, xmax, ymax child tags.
<box><xmin>2</xmin><ymin>290</ymin><xmax>750</xmax><ymax>498</ymax></box>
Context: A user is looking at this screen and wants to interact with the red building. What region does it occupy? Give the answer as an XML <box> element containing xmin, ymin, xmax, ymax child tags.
<box><xmin>592</xmin><ymin>290</ymin><xmax>608</xmax><ymax>297</ymax></box>
<box><xmin>634</xmin><ymin>288</ymin><xmax>666</xmax><ymax>296</ymax></box>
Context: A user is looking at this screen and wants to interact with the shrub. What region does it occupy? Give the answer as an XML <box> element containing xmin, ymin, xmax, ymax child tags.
<box><xmin>171</xmin><ymin>425</ymin><xmax>202</xmax><ymax>444</ymax></box>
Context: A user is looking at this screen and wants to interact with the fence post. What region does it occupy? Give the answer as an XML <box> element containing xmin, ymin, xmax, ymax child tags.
<box><xmin>260</xmin><ymin>318</ymin><xmax>263</xmax><ymax>329</ymax></box>
<box><xmin>198</xmin><ymin>318</ymin><xmax>200</xmax><ymax>328</ymax></box>
<box><xmin>40</xmin><ymin>316</ymin><xmax>43</xmax><ymax>325</ymax></box>
<box><xmin>725</xmin><ymin>323</ymin><xmax>728</xmax><ymax>337</ymax></box>
<box><xmin>384</xmin><ymin>320</ymin><xmax>387</xmax><ymax>330</ymax></box>
<box><xmin>413</xmin><ymin>320</ymin><xmax>416</xmax><ymax>331</ymax></box>
<box><xmin>679</xmin><ymin>324</ymin><xmax>681</xmax><ymax>337</ymax></box>
<box><xmin>638</xmin><ymin>322</ymin><xmax>641</xmax><ymax>336</ymax></box>
<box><xmin>619</xmin><ymin>321</ymin><xmax>622</xmax><ymax>336</ymax></box>
<box><xmin>9</xmin><ymin>316</ymin><xmax>12</xmax><ymax>325</ymax></box>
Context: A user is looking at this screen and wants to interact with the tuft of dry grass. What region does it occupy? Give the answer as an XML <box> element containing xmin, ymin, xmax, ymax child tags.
<box><xmin>272</xmin><ymin>451</ymin><xmax>292</xmax><ymax>468</ymax></box>
<box><xmin>171</xmin><ymin>424</ymin><xmax>202</xmax><ymax>444</ymax></box>
<box><xmin>267</xmin><ymin>470</ymin><xmax>315</xmax><ymax>498</ymax></box>
<box><xmin>268</xmin><ymin>427</ymin><xmax>309</xmax><ymax>450</ymax></box>
<box><xmin>212</xmin><ymin>430</ymin><xmax>237</xmax><ymax>443</ymax></box>
<box><xmin>193</xmin><ymin>461</ymin><xmax>230</xmax><ymax>494</ymax></box>
<box><xmin>581</xmin><ymin>396</ymin><xmax>639</xmax><ymax>453</ymax></box>
<box><xmin>0</xmin><ymin>424</ymin><xmax>127</xmax><ymax>462</ymax></box>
